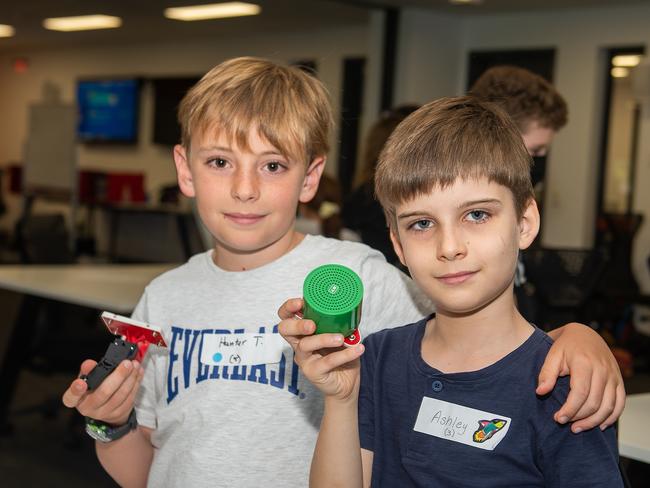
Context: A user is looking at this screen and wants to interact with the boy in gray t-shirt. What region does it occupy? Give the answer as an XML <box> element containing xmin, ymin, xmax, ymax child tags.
<box><xmin>63</xmin><ymin>57</ymin><xmax>624</xmax><ymax>487</ymax></box>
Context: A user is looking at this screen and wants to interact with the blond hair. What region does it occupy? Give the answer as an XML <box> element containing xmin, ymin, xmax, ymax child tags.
<box><xmin>178</xmin><ymin>57</ymin><xmax>333</xmax><ymax>163</ymax></box>
<box><xmin>375</xmin><ymin>96</ymin><xmax>534</xmax><ymax>226</ymax></box>
<box><xmin>470</xmin><ymin>65</ymin><xmax>568</xmax><ymax>132</ymax></box>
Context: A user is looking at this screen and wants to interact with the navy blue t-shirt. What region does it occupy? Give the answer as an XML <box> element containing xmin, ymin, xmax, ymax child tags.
<box><xmin>358</xmin><ymin>317</ymin><xmax>623</xmax><ymax>487</ymax></box>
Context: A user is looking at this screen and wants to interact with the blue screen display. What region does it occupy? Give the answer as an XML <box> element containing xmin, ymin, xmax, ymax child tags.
<box><xmin>77</xmin><ymin>79</ymin><xmax>139</xmax><ymax>143</ymax></box>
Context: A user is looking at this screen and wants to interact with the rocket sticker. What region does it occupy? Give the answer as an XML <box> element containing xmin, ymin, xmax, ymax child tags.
<box><xmin>473</xmin><ymin>419</ymin><xmax>508</xmax><ymax>443</ymax></box>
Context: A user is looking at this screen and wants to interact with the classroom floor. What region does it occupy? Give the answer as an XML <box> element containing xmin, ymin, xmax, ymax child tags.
<box><xmin>0</xmin><ymin>370</ymin><xmax>116</xmax><ymax>487</ymax></box>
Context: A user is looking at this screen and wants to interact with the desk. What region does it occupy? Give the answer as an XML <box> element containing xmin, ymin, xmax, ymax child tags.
<box><xmin>619</xmin><ymin>393</ymin><xmax>650</xmax><ymax>463</ymax></box>
<box><xmin>0</xmin><ymin>264</ymin><xmax>173</xmax><ymax>313</ymax></box>
<box><xmin>0</xmin><ymin>263</ymin><xmax>175</xmax><ymax>431</ymax></box>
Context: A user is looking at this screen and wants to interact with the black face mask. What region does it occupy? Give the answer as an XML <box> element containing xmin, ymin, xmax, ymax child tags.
<box><xmin>531</xmin><ymin>156</ymin><xmax>547</xmax><ymax>186</ymax></box>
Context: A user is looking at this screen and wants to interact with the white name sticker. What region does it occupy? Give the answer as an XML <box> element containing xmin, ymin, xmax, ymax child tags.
<box><xmin>200</xmin><ymin>333</ymin><xmax>287</xmax><ymax>366</ymax></box>
<box><xmin>413</xmin><ymin>397</ymin><xmax>511</xmax><ymax>450</ymax></box>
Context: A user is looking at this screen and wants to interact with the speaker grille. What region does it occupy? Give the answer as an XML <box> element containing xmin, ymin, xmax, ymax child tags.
<box><xmin>304</xmin><ymin>264</ymin><xmax>363</xmax><ymax>314</ymax></box>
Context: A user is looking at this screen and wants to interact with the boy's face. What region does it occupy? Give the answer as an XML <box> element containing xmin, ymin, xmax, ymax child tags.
<box><xmin>390</xmin><ymin>177</ymin><xmax>539</xmax><ymax>316</ymax></box>
<box><xmin>521</xmin><ymin>121</ymin><xmax>556</xmax><ymax>157</ymax></box>
<box><xmin>173</xmin><ymin>127</ymin><xmax>324</xmax><ymax>261</ymax></box>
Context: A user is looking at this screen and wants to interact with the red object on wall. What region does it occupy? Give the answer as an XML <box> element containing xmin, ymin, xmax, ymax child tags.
<box><xmin>7</xmin><ymin>166</ymin><xmax>146</xmax><ymax>204</ymax></box>
<box><xmin>78</xmin><ymin>170</ymin><xmax>107</xmax><ymax>204</ymax></box>
<box><xmin>8</xmin><ymin>165</ymin><xmax>22</xmax><ymax>194</ymax></box>
<box><xmin>13</xmin><ymin>58</ymin><xmax>29</xmax><ymax>74</ymax></box>
<box><xmin>105</xmin><ymin>173</ymin><xmax>146</xmax><ymax>203</ymax></box>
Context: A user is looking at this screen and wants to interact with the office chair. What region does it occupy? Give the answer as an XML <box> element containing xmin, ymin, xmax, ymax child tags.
<box><xmin>10</xmin><ymin>213</ymin><xmax>106</xmax><ymax>446</ymax></box>
<box><xmin>522</xmin><ymin>247</ymin><xmax>609</xmax><ymax>329</ymax></box>
<box><xmin>595</xmin><ymin>213</ymin><xmax>643</xmax><ymax>300</ymax></box>
<box><xmin>15</xmin><ymin>213</ymin><xmax>75</xmax><ymax>264</ymax></box>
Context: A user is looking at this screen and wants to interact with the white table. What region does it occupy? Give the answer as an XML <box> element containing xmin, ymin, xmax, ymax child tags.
<box><xmin>0</xmin><ymin>263</ymin><xmax>174</xmax><ymax>313</ymax></box>
<box><xmin>0</xmin><ymin>263</ymin><xmax>175</xmax><ymax>429</ymax></box>
<box><xmin>618</xmin><ymin>393</ymin><xmax>650</xmax><ymax>463</ymax></box>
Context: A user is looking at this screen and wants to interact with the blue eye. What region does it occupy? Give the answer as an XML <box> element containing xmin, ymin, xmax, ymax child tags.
<box><xmin>410</xmin><ymin>219</ymin><xmax>433</xmax><ymax>231</ymax></box>
<box><xmin>466</xmin><ymin>210</ymin><xmax>489</xmax><ymax>223</ymax></box>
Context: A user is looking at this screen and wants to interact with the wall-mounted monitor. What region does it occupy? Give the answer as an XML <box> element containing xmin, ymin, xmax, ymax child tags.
<box><xmin>152</xmin><ymin>76</ymin><xmax>201</xmax><ymax>146</ymax></box>
<box><xmin>76</xmin><ymin>78</ymin><xmax>140</xmax><ymax>143</ymax></box>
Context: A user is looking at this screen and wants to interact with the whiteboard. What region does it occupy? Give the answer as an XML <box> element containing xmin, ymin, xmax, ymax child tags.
<box><xmin>23</xmin><ymin>103</ymin><xmax>77</xmax><ymax>192</ymax></box>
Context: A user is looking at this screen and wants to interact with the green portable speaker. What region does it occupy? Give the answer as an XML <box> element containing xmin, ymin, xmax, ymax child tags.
<box><xmin>303</xmin><ymin>264</ymin><xmax>363</xmax><ymax>340</ymax></box>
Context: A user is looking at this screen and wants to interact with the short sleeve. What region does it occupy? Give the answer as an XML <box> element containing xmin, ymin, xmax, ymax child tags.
<box><xmin>130</xmin><ymin>290</ymin><xmax>149</xmax><ymax>323</ymax></box>
<box><xmin>538</xmin><ymin>383</ymin><xmax>623</xmax><ymax>487</ymax></box>
<box><xmin>131</xmin><ymin>289</ymin><xmax>161</xmax><ymax>429</ymax></box>
<box><xmin>358</xmin><ymin>335</ymin><xmax>378</xmax><ymax>452</ymax></box>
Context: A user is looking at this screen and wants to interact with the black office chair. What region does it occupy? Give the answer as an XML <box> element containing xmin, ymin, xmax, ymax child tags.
<box><xmin>9</xmin><ymin>213</ymin><xmax>106</xmax><ymax>446</ymax></box>
<box><xmin>522</xmin><ymin>247</ymin><xmax>609</xmax><ymax>330</ymax></box>
<box><xmin>595</xmin><ymin>213</ymin><xmax>643</xmax><ymax>300</ymax></box>
<box><xmin>13</xmin><ymin>213</ymin><xmax>105</xmax><ymax>370</ymax></box>
<box><xmin>15</xmin><ymin>213</ymin><xmax>76</xmax><ymax>264</ymax></box>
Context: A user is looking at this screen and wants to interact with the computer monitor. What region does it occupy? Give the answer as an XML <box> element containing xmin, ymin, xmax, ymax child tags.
<box><xmin>77</xmin><ymin>78</ymin><xmax>140</xmax><ymax>143</ymax></box>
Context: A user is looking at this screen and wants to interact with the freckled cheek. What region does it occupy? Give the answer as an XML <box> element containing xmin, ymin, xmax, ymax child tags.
<box><xmin>270</xmin><ymin>178</ymin><xmax>302</xmax><ymax>199</ymax></box>
<box><xmin>195</xmin><ymin>179</ymin><xmax>227</xmax><ymax>201</ymax></box>
<box><xmin>275</xmin><ymin>188</ymin><xmax>302</xmax><ymax>208</ymax></box>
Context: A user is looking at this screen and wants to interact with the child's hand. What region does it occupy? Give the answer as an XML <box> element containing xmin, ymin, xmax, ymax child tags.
<box><xmin>278</xmin><ymin>298</ymin><xmax>365</xmax><ymax>402</ymax></box>
<box><xmin>62</xmin><ymin>358</ymin><xmax>144</xmax><ymax>426</ymax></box>
<box><xmin>537</xmin><ymin>323</ymin><xmax>625</xmax><ymax>433</ymax></box>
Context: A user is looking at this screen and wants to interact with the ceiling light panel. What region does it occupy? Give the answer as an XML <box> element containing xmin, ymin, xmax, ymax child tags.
<box><xmin>164</xmin><ymin>2</ymin><xmax>261</xmax><ymax>21</ymax></box>
<box><xmin>43</xmin><ymin>15</ymin><xmax>122</xmax><ymax>32</ymax></box>
<box><xmin>0</xmin><ymin>24</ymin><xmax>15</xmax><ymax>38</ymax></box>
<box><xmin>612</xmin><ymin>55</ymin><xmax>642</xmax><ymax>68</ymax></box>
<box><xmin>611</xmin><ymin>67</ymin><xmax>630</xmax><ymax>78</ymax></box>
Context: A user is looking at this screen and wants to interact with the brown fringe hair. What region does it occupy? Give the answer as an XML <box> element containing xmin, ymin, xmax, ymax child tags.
<box><xmin>470</xmin><ymin>65</ymin><xmax>568</xmax><ymax>132</ymax></box>
<box><xmin>375</xmin><ymin>96</ymin><xmax>534</xmax><ymax>227</ymax></box>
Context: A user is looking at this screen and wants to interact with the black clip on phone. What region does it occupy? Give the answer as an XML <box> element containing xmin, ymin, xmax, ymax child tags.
<box><xmin>80</xmin><ymin>337</ymin><xmax>138</xmax><ymax>391</ymax></box>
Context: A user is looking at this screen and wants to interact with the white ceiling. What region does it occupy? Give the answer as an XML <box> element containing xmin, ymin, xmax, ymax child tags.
<box><xmin>348</xmin><ymin>0</ymin><xmax>647</xmax><ymax>14</ymax></box>
<box><xmin>0</xmin><ymin>0</ymin><xmax>645</xmax><ymax>52</ymax></box>
<box><xmin>0</xmin><ymin>0</ymin><xmax>369</xmax><ymax>52</ymax></box>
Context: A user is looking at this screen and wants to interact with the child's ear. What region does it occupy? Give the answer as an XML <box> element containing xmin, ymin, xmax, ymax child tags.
<box><xmin>173</xmin><ymin>144</ymin><xmax>196</xmax><ymax>198</ymax></box>
<box><xmin>518</xmin><ymin>198</ymin><xmax>540</xmax><ymax>251</ymax></box>
<box><xmin>298</xmin><ymin>156</ymin><xmax>326</xmax><ymax>203</ymax></box>
<box><xmin>389</xmin><ymin>226</ymin><xmax>408</xmax><ymax>268</ymax></box>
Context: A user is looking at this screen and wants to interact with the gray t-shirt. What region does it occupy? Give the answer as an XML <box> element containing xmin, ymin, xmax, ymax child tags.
<box><xmin>133</xmin><ymin>234</ymin><xmax>432</xmax><ymax>487</ymax></box>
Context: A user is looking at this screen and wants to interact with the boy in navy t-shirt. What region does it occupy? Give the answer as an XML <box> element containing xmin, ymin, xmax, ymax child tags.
<box><xmin>280</xmin><ymin>96</ymin><xmax>623</xmax><ymax>487</ymax></box>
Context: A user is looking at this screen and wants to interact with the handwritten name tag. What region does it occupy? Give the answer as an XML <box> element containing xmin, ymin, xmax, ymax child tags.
<box><xmin>413</xmin><ymin>397</ymin><xmax>511</xmax><ymax>450</ymax></box>
<box><xmin>200</xmin><ymin>333</ymin><xmax>287</xmax><ymax>366</ymax></box>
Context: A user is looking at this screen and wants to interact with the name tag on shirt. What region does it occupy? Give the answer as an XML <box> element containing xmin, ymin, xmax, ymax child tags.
<box><xmin>413</xmin><ymin>397</ymin><xmax>511</xmax><ymax>450</ymax></box>
<box><xmin>200</xmin><ymin>333</ymin><xmax>287</xmax><ymax>366</ymax></box>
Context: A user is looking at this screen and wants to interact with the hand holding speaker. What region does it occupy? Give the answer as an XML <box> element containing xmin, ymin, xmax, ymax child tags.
<box><xmin>302</xmin><ymin>264</ymin><xmax>363</xmax><ymax>346</ymax></box>
<box><xmin>277</xmin><ymin>264</ymin><xmax>365</xmax><ymax>401</ymax></box>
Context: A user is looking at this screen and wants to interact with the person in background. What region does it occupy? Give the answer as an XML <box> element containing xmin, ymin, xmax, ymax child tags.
<box><xmin>471</xmin><ymin>65</ymin><xmax>569</xmax><ymax>320</ymax></box>
<box><xmin>470</xmin><ymin>65</ymin><xmax>568</xmax><ymax>206</ymax></box>
<box><xmin>341</xmin><ymin>105</ymin><xmax>419</xmax><ymax>265</ymax></box>
<box><xmin>296</xmin><ymin>173</ymin><xmax>360</xmax><ymax>241</ymax></box>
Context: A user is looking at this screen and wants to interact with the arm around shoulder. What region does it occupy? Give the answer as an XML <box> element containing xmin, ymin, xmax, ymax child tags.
<box><xmin>96</xmin><ymin>425</ymin><xmax>154</xmax><ymax>488</ymax></box>
<box><xmin>541</xmin><ymin>322</ymin><xmax>625</xmax><ymax>430</ymax></box>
